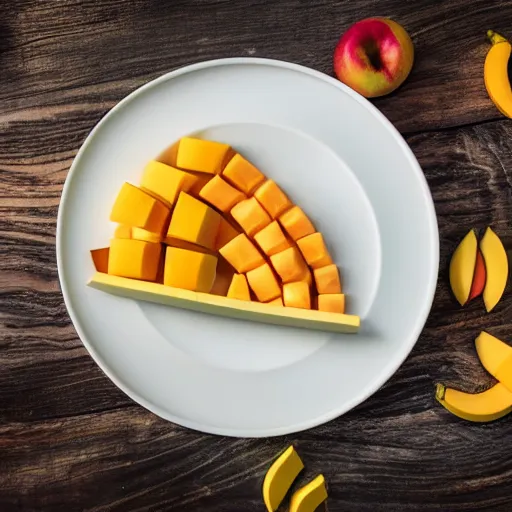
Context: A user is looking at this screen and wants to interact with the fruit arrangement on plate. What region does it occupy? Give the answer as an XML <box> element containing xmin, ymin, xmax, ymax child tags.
<box><xmin>89</xmin><ymin>137</ymin><xmax>360</xmax><ymax>333</ymax></box>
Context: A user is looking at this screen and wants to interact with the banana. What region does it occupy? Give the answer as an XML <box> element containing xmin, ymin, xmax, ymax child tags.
<box><xmin>484</xmin><ymin>30</ymin><xmax>512</xmax><ymax>117</ymax></box>
<box><xmin>436</xmin><ymin>382</ymin><xmax>512</xmax><ymax>422</ymax></box>
<box><xmin>290</xmin><ymin>475</ymin><xmax>328</xmax><ymax>512</ymax></box>
<box><xmin>263</xmin><ymin>446</ymin><xmax>304</xmax><ymax>512</ymax></box>
<box><xmin>476</xmin><ymin>331</ymin><xmax>512</xmax><ymax>392</ymax></box>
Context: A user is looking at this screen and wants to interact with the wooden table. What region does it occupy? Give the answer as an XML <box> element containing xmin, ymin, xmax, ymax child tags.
<box><xmin>2</xmin><ymin>1</ymin><xmax>511</xmax><ymax>510</ymax></box>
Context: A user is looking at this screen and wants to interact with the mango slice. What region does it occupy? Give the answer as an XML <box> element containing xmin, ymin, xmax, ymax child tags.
<box><xmin>480</xmin><ymin>227</ymin><xmax>509</xmax><ymax>312</ymax></box>
<box><xmin>476</xmin><ymin>331</ymin><xmax>512</xmax><ymax>393</ymax></box>
<box><xmin>164</xmin><ymin>247</ymin><xmax>217</xmax><ymax>293</ymax></box>
<box><xmin>231</xmin><ymin>197</ymin><xmax>271</xmax><ymax>237</ymax></box>
<box><xmin>219</xmin><ymin>233</ymin><xmax>265</xmax><ymax>273</ymax></box>
<box><xmin>313</xmin><ymin>264</ymin><xmax>342</xmax><ymax>294</ymax></box>
<box><xmin>262</xmin><ymin>446</ymin><xmax>304</xmax><ymax>512</ymax></box>
<box><xmin>278</xmin><ymin>206</ymin><xmax>315</xmax><ymax>241</ymax></box>
<box><xmin>449</xmin><ymin>229</ymin><xmax>478</xmax><ymax>306</ymax></box>
<box><xmin>283</xmin><ymin>282</ymin><xmax>311</xmax><ymax>309</ymax></box>
<box><xmin>141</xmin><ymin>160</ymin><xmax>198</xmax><ymax>207</ymax></box>
<box><xmin>436</xmin><ymin>382</ymin><xmax>512</xmax><ymax>422</ymax></box>
<box><xmin>222</xmin><ymin>153</ymin><xmax>265</xmax><ymax>194</ymax></box>
<box><xmin>108</xmin><ymin>238</ymin><xmax>162</xmax><ymax>281</ymax></box>
<box><xmin>214</xmin><ymin>217</ymin><xmax>240</xmax><ymax>251</ymax></box>
<box><xmin>297</xmin><ymin>232</ymin><xmax>333</xmax><ymax>269</ymax></box>
<box><xmin>254</xmin><ymin>220</ymin><xmax>292</xmax><ymax>257</ymax></box>
<box><xmin>167</xmin><ymin>192</ymin><xmax>221</xmax><ymax>251</ymax></box>
<box><xmin>270</xmin><ymin>246</ymin><xmax>309</xmax><ymax>283</ymax></box>
<box><xmin>227</xmin><ymin>274</ymin><xmax>251</xmax><ymax>301</ymax></box>
<box><xmin>254</xmin><ymin>180</ymin><xmax>292</xmax><ymax>219</ymax></box>
<box><xmin>318</xmin><ymin>293</ymin><xmax>345</xmax><ymax>313</ymax></box>
<box><xmin>110</xmin><ymin>183</ymin><xmax>170</xmax><ymax>235</ymax></box>
<box><xmin>199</xmin><ymin>175</ymin><xmax>246</xmax><ymax>213</ymax></box>
<box><xmin>289</xmin><ymin>475</ymin><xmax>328</xmax><ymax>512</ymax></box>
<box><xmin>176</xmin><ymin>137</ymin><xmax>232</xmax><ymax>174</ymax></box>
<box><xmin>91</xmin><ymin>247</ymin><xmax>110</xmax><ymax>273</ymax></box>
<box><xmin>246</xmin><ymin>263</ymin><xmax>281</xmax><ymax>302</ymax></box>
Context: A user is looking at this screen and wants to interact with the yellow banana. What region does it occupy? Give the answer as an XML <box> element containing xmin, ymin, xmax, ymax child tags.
<box><xmin>436</xmin><ymin>382</ymin><xmax>512</xmax><ymax>422</ymax></box>
<box><xmin>484</xmin><ymin>30</ymin><xmax>512</xmax><ymax>117</ymax></box>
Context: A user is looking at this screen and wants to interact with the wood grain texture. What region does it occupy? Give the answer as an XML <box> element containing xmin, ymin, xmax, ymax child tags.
<box><xmin>1</xmin><ymin>0</ymin><xmax>512</xmax><ymax>511</ymax></box>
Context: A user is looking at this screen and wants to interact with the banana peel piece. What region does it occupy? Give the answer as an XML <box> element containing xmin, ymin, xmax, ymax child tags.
<box><xmin>263</xmin><ymin>446</ymin><xmax>304</xmax><ymax>512</ymax></box>
<box><xmin>290</xmin><ymin>475</ymin><xmax>328</xmax><ymax>512</ymax></box>
<box><xmin>450</xmin><ymin>229</ymin><xmax>478</xmax><ymax>305</ymax></box>
<box><xmin>480</xmin><ymin>227</ymin><xmax>508</xmax><ymax>312</ymax></box>
<box><xmin>436</xmin><ymin>382</ymin><xmax>512</xmax><ymax>422</ymax></box>
<box><xmin>476</xmin><ymin>331</ymin><xmax>512</xmax><ymax>392</ymax></box>
<box><xmin>484</xmin><ymin>30</ymin><xmax>512</xmax><ymax>118</ymax></box>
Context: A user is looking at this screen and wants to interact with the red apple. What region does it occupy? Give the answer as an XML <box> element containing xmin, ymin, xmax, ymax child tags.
<box><xmin>333</xmin><ymin>18</ymin><xmax>414</xmax><ymax>98</ymax></box>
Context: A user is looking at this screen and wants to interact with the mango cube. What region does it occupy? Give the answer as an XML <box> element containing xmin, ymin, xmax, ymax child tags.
<box><xmin>188</xmin><ymin>173</ymin><xmax>212</xmax><ymax>197</ymax></box>
<box><xmin>219</xmin><ymin>233</ymin><xmax>265</xmax><ymax>273</ymax></box>
<box><xmin>270</xmin><ymin>246</ymin><xmax>309</xmax><ymax>284</ymax></box>
<box><xmin>278</xmin><ymin>206</ymin><xmax>315</xmax><ymax>241</ymax></box>
<box><xmin>141</xmin><ymin>160</ymin><xmax>198</xmax><ymax>207</ymax></box>
<box><xmin>110</xmin><ymin>183</ymin><xmax>170</xmax><ymax>234</ymax></box>
<box><xmin>283</xmin><ymin>281</ymin><xmax>311</xmax><ymax>309</ymax></box>
<box><xmin>199</xmin><ymin>175</ymin><xmax>246</xmax><ymax>213</ymax></box>
<box><xmin>222</xmin><ymin>154</ymin><xmax>265</xmax><ymax>194</ymax></box>
<box><xmin>91</xmin><ymin>247</ymin><xmax>110</xmax><ymax>273</ymax></box>
<box><xmin>297</xmin><ymin>232</ymin><xmax>333</xmax><ymax>269</ymax></box>
<box><xmin>177</xmin><ymin>137</ymin><xmax>232</xmax><ymax>174</ymax></box>
<box><xmin>254</xmin><ymin>180</ymin><xmax>292</xmax><ymax>219</ymax></box>
<box><xmin>164</xmin><ymin>247</ymin><xmax>217</xmax><ymax>292</ymax></box>
<box><xmin>108</xmin><ymin>238</ymin><xmax>162</xmax><ymax>281</ymax></box>
<box><xmin>214</xmin><ymin>217</ymin><xmax>240</xmax><ymax>251</ymax></box>
<box><xmin>132</xmin><ymin>227</ymin><xmax>162</xmax><ymax>244</ymax></box>
<box><xmin>114</xmin><ymin>225</ymin><xmax>132</xmax><ymax>239</ymax></box>
<box><xmin>231</xmin><ymin>197</ymin><xmax>271</xmax><ymax>237</ymax></box>
<box><xmin>318</xmin><ymin>294</ymin><xmax>345</xmax><ymax>313</ymax></box>
<box><xmin>246</xmin><ymin>263</ymin><xmax>281</xmax><ymax>302</ymax></box>
<box><xmin>313</xmin><ymin>264</ymin><xmax>341</xmax><ymax>294</ymax></box>
<box><xmin>253</xmin><ymin>220</ymin><xmax>292</xmax><ymax>256</ymax></box>
<box><xmin>167</xmin><ymin>192</ymin><xmax>221</xmax><ymax>251</ymax></box>
<box><xmin>227</xmin><ymin>274</ymin><xmax>251</xmax><ymax>301</ymax></box>
<box><xmin>267</xmin><ymin>297</ymin><xmax>283</xmax><ymax>306</ymax></box>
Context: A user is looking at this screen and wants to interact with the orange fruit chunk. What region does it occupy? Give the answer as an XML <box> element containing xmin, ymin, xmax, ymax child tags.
<box><xmin>297</xmin><ymin>232</ymin><xmax>333</xmax><ymax>269</ymax></box>
<box><xmin>219</xmin><ymin>233</ymin><xmax>265</xmax><ymax>273</ymax></box>
<box><xmin>246</xmin><ymin>263</ymin><xmax>281</xmax><ymax>302</ymax></box>
<box><xmin>278</xmin><ymin>206</ymin><xmax>315</xmax><ymax>241</ymax></box>
<box><xmin>283</xmin><ymin>282</ymin><xmax>311</xmax><ymax>309</ymax></box>
<box><xmin>253</xmin><ymin>180</ymin><xmax>292</xmax><ymax>219</ymax></box>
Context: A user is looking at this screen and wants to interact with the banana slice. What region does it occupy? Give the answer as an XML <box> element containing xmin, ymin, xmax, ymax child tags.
<box><xmin>436</xmin><ymin>382</ymin><xmax>512</xmax><ymax>422</ymax></box>
<box><xmin>290</xmin><ymin>474</ymin><xmax>328</xmax><ymax>512</ymax></box>
<box><xmin>476</xmin><ymin>332</ymin><xmax>512</xmax><ymax>392</ymax></box>
<box><xmin>480</xmin><ymin>227</ymin><xmax>508</xmax><ymax>312</ymax></box>
<box><xmin>484</xmin><ymin>30</ymin><xmax>512</xmax><ymax>118</ymax></box>
<box><xmin>263</xmin><ymin>446</ymin><xmax>304</xmax><ymax>512</ymax></box>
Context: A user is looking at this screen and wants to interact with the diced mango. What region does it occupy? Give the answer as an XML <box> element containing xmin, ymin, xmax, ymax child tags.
<box><xmin>222</xmin><ymin>153</ymin><xmax>265</xmax><ymax>194</ymax></box>
<box><xmin>219</xmin><ymin>233</ymin><xmax>265</xmax><ymax>273</ymax></box>
<box><xmin>91</xmin><ymin>247</ymin><xmax>110</xmax><ymax>273</ymax></box>
<box><xmin>318</xmin><ymin>294</ymin><xmax>345</xmax><ymax>313</ymax></box>
<box><xmin>254</xmin><ymin>180</ymin><xmax>292</xmax><ymax>219</ymax></box>
<box><xmin>132</xmin><ymin>227</ymin><xmax>162</xmax><ymax>244</ymax></box>
<box><xmin>164</xmin><ymin>247</ymin><xmax>217</xmax><ymax>292</ymax></box>
<box><xmin>210</xmin><ymin>257</ymin><xmax>235</xmax><ymax>296</ymax></box>
<box><xmin>298</xmin><ymin>266</ymin><xmax>313</xmax><ymax>287</ymax></box>
<box><xmin>227</xmin><ymin>274</ymin><xmax>251</xmax><ymax>301</ymax></box>
<box><xmin>110</xmin><ymin>182</ymin><xmax>170</xmax><ymax>235</ymax></box>
<box><xmin>108</xmin><ymin>238</ymin><xmax>162</xmax><ymax>281</ymax></box>
<box><xmin>283</xmin><ymin>282</ymin><xmax>311</xmax><ymax>309</ymax></box>
<box><xmin>267</xmin><ymin>297</ymin><xmax>283</xmax><ymax>306</ymax></box>
<box><xmin>278</xmin><ymin>206</ymin><xmax>315</xmax><ymax>241</ymax></box>
<box><xmin>199</xmin><ymin>175</ymin><xmax>246</xmax><ymax>213</ymax></box>
<box><xmin>188</xmin><ymin>172</ymin><xmax>213</xmax><ymax>197</ymax></box>
<box><xmin>231</xmin><ymin>197</ymin><xmax>271</xmax><ymax>237</ymax></box>
<box><xmin>297</xmin><ymin>232</ymin><xmax>333</xmax><ymax>269</ymax></box>
<box><xmin>253</xmin><ymin>220</ymin><xmax>292</xmax><ymax>256</ymax></box>
<box><xmin>177</xmin><ymin>137</ymin><xmax>232</xmax><ymax>174</ymax></box>
<box><xmin>270</xmin><ymin>246</ymin><xmax>309</xmax><ymax>283</ymax></box>
<box><xmin>214</xmin><ymin>217</ymin><xmax>240</xmax><ymax>251</ymax></box>
<box><xmin>114</xmin><ymin>224</ymin><xmax>132</xmax><ymax>239</ymax></box>
<box><xmin>246</xmin><ymin>263</ymin><xmax>281</xmax><ymax>302</ymax></box>
<box><xmin>141</xmin><ymin>160</ymin><xmax>198</xmax><ymax>207</ymax></box>
<box><xmin>167</xmin><ymin>192</ymin><xmax>221</xmax><ymax>251</ymax></box>
<box><xmin>313</xmin><ymin>264</ymin><xmax>341</xmax><ymax>294</ymax></box>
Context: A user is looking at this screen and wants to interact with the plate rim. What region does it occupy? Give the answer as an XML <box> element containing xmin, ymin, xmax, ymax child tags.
<box><xmin>56</xmin><ymin>57</ymin><xmax>439</xmax><ymax>437</ymax></box>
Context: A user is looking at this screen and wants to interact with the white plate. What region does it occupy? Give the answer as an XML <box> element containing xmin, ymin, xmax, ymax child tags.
<box><xmin>57</xmin><ymin>58</ymin><xmax>438</xmax><ymax>437</ymax></box>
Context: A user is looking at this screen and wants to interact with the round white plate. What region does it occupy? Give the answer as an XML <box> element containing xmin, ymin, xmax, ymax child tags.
<box><xmin>57</xmin><ymin>58</ymin><xmax>438</xmax><ymax>437</ymax></box>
